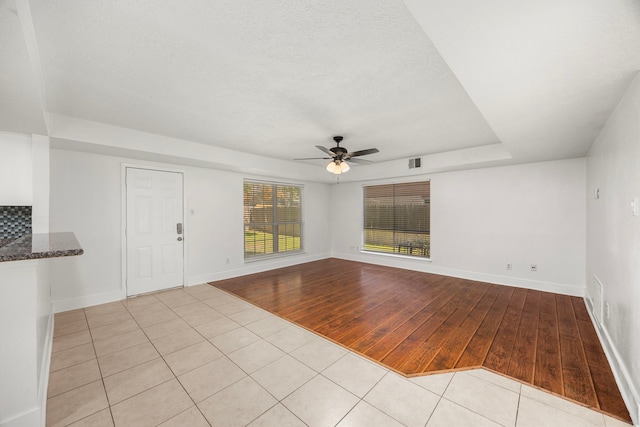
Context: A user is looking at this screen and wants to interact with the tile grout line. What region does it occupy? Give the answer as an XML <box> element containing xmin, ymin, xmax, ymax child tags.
<box><xmin>177</xmin><ymin>292</ymin><xmax>291</xmax><ymax>424</ymax></box>
<box><xmin>120</xmin><ymin>293</ymin><xmax>214</xmax><ymax>426</ymax></box>
<box><xmin>171</xmin><ymin>291</ymin><xmax>288</xmax><ymax>425</ymax></box>
<box><xmin>514</xmin><ymin>387</ymin><xmax>522</xmax><ymax>427</ymax></box>
<box><xmin>208</xmin><ymin>287</ymin><xmax>431</xmax><ymax>427</ymax></box>
<box><xmin>50</xmin><ymin>290</ymin><xmax>319</xmax><ymax>425</ymax></box>
<box><xmin>213</xmin><ymin>289</ymin><xmax>407</xmax><ymax>426</ymax></box>
<box><xmin>233</xmin><ymin>287</ymin><xmax>515</xmax><ymax>427</ymax></box>
<box><xmin>66</xmin><ymin>307</ymin><xmax>115</xmax><ymax>427</ymax></box>
<box><xmin>89</xmin><ymin>296</ymin><xmax>178</xmax><ymax>425</ymax></box>
<box><xmin>86</xmin><ymin>303</ymin><xmax>120</xmax><ymax>427</ymax></box>
<box><xmin>187</xmin><ymin>287</ymin><xmax>345</xmax><ymax>426</ymax></box>
<box><xmin>421</xmin><ymin>375</ymin><xmax>449</xmax><ymax>427</ymax></box>
<box><xmin>51</xmin><ymin>286</ymin><xmax>598</xmax><ymax>427</ymax></box>
<box><xmin>443</xmin><ymin>370</ymin><xmax>523</xmax><ymax>426</ymax></box>
<box><xmin>137</xmin><ymin>290</ymin><xmax>270</xmax><ymax>426</ymax></box>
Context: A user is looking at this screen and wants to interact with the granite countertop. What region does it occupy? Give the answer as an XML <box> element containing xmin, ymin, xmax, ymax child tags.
<box><xmin>0</xmin><ymin>232</ymin><xmax>84</xmax><ymax>262</ymax></box>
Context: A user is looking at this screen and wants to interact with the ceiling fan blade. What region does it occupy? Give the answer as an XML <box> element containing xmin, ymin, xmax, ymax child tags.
<box><xmin>347</xmin><ymin>148</ymin><xmax>379</xmax><ymax>157</ymax></box>
<box><xmin>316</xmin><ymin>145</ymin><xmax>337</xmax><ymax>157</ymax></box>
<box><xmin>346</xmin><ymin>157</ymin><xmax>374</xmax><ymax>164</ymax></box>
<box><xmin>293</xmin><ymin>157</ymin><xmax>333</xmax><ymax>160</ymax></box>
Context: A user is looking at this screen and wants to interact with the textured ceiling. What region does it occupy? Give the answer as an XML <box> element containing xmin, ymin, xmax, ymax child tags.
<box><xmin>404</xmin><ymin>0</ymin><xmax>640</xmax><ymax>163</ymax></box>
<box><xmin>2</xmin><ymin>0</ymin><xmax>640</xmax><ymax>177</ymax></box>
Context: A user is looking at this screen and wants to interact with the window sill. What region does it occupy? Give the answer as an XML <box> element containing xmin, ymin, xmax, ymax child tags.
<box><xmin>360</xmin><ymin>249</ymin><xmax>432</xmax><ymax>262</ymax></box>
<box><xmin>244</xmin><ymin>250</ymin><xmax>306</xmax><ymax>263</ymax></box>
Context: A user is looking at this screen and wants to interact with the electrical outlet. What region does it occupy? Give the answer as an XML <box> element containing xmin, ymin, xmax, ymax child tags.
<box><xmin>506</xmin><ymin>263</ymin><xmax>512</xmax><ymax>270</ymax></box>
<box><xmin>605</xmin><ymin>302</ymin><xmax>611</xmax><ymax>319</ymax></box>
<box><xmin>225</xmin><ymin>258</ymin><xmax>230</xmax><ymax>264</ymax></box>
<box><xmin>530</xmin><ymin>264</ymin><xmax>537</xmax><ymax>272</ymax></box>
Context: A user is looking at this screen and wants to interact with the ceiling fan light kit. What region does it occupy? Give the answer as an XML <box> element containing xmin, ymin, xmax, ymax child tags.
<box><xmin>326</xmin><ymin>159</ymin><xmax>350</xmax><ymax>174</ymax></box>
<box><xmin>296</xmin><ymin>136</ymin><xmax>379</xmax><ymax>175</ymax></box>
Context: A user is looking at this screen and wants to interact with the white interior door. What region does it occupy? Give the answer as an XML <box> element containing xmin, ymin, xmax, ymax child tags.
<box><xmin>126</xmin><ymin>168</ymin><xmax>184</xmax><ymax>296</ymax></box>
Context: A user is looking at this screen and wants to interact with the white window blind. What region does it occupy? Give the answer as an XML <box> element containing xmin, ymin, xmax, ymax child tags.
<box><xmin>363</xmin><ymin>181</ymin><xmax>430</xmax><ymax>258</ymax></box>
<box><xmin>244</xmin><ymin>181</ymin><xmax>303</xmax><ymax>259</ymax></box>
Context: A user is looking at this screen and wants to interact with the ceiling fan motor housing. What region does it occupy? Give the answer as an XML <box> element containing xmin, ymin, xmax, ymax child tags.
<box><xmin>331</xmin><ymin>136</ymin><xmax>347</xmax><ymax>158</ymax></box>
<box><xmin>293</xmin><ymin>135</ymin><xmax>377</xmax><ymax>166</ymax></box>
<box><xmin>330</xmin><ymin>146</ymin><xmax>348</xmax><ymax>157</ymax></box>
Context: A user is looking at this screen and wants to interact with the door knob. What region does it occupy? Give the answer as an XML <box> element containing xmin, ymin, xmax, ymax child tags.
<box><xmin>177</xmin><ymin>237</ymin><xmax>183</xmax><ymax>241</ymax></box>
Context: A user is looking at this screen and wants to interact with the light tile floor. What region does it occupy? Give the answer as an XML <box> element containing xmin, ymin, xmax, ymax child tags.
<box><xmin>47</xmin><ymin>285</ymin><xmax>632</xmax><ymax>427</ymax></box>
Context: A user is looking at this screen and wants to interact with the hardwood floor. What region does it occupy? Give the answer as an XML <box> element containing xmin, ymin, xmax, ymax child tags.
<box><xmin>210</xmin><ymin>258</ymin><xmax>631</xmax><ymax>423</ymax></box>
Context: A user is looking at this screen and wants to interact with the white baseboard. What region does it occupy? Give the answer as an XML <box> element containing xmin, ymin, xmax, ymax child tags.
<box><xmin>0</xmin><ymin>409</ymin><xmax>39</xmax><ymax>427</ymax></box>
<box><xmin>52</xmin><ymin>289</ymin><xmax>123</xmax><ymax>313</ymax></box>
<box><xmin>333</xmin><ymin>252</ymin><xmax>585</xmax><ymax>297</ymax></box>
<box><xmin>0</xmin><ymin>318</ymin><xmax>50</xmax><ymax>427</ymax></box>
<box><xmin>55</xmin><ymin>253</ymin><xmax>582</xmax><ymax>305</ymax></box>
<box><xmin>584</xmin><ymin>298</ymin><xmax>639</xmax><ymax>426</ymax></box>
<box><xmin>187</xmin><ymin>252</ymin><xmax>331</xmax><ymax>285</ymax></box>
<box><xmin>51</xmin><ymin>253</ymin><xmax>330</xmax><ymax>310</ymax></box>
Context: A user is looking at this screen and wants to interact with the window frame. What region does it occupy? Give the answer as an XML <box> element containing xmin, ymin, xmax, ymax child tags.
<box><xmin>243</xmin><ymin>179</ymin><xmax>304</xmax><ymax>261</ymax></box>
<box><xmin>361</xmin><ymin>180</ymin><xmax>431</xmax><ymax>260</ymax></box>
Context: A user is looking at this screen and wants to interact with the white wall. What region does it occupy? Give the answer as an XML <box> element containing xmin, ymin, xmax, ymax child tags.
<box><xmin>49</xmin><ymin>150</ymin><xmax>123</xmax><ymax>308</ymax></box>
<box><xmin>0</xmin><ymin>131</ymin><xmax>52</xmax><ymax>427</ymax></box>
<box><xmin>0</xmin><ymin>261</ymin><xmax>39</xmax><ymax>426</ymax></box>
<box><xmin>330</xmin><ymin>158</ymin><xmax>587</xmax><ymax>295</ymax></box>
<box><xmin>586</xmin><ymin>72</ymin><xmax>640</xmax><ymax>424</ymax></box>
<box><xmin>0</xmin><ymin>132</ymin><xmax>49</xmax><ymax>234</ymax></box>
<box><xmin>49</xmin><ymin>149</ymin><xmax>332</xmax><ymax>311</ymax></box>
<box><xmin>0</xmin><ymin>131</ymin><xmax>32</xmax><ymax>205</ymax></box>
<box><xmin>31</xmin><ymin>134</ymin><xmax>50</xmax><ymax>233</ymax></box>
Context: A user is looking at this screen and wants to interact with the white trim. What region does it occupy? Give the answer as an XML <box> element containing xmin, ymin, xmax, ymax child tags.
<box><xmin>37</xmin><ymin>313</ymin><xmax>53</xmax><ymax>427</ymax></box>
<box><xmin>359</xmin><ymin>177</ymin><xmax>432</xmax><ymax>186</ymax></box>
<box><xmin>0</xmin><ymin>314</ymin><xmax>51</xmax><ymax>427</ymax></box>
<box><xmin>189</xmin><ymin>252</ymin><xmax>330</xmax><ymax>285</ymax></box>
<box><xmin>243</xmin><ymin>178</ymin><xmax>307</xmax><ymax>187</ymax></box>
<box><xmin>360</xmin><ymin>179</ymin><xmax>431</xmax><ymax>254</ymax></box>
<box><xmin>333</xmin><ymin>251</ymin><xmax>585</xmax><ymax>297</ymax></box>
<box><xmin>120</xmin><ymin>164</ymin><xmax>127</xmax><ymax>298</ymax></box>
<box><xmin>121</xmin><ymin>164</ymin><xmax>187</xmax><ymax>297</ymax></box>
<box><xmin>52</xmin><ymin>289</ymin><xmax>123</xmax><ymax>313</ymax></box>
<box><xmin>15</xmin><ymin>0</ymin><xmax>50</xmax><ymax>132</ymax></box>
<box><xmin>584</xmin><ymin>298</ymin><xmax>640</xmax><ymax>426</ymax></box>
<box><xmin>244</xmin><ymin>250</ymin><xmax>306</xmax><ymax>263</ymax></box>
<box><xmin>242</xmin><ymin>180</ymin><xmax>305</xmax><ymax>261</ymax></box>
<box><xmin>0</xmin><ymin>408</ymin><xmax>39</xmax><ymax>427</ymax></box>
<box><xmin>360</xmin><ymin>249</ymin><xmax>432</xmax><ymax>263</ymax></box>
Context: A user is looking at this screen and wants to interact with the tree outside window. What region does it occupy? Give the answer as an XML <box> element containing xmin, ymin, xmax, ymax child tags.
<box><xmin>244</xmin><ymin>181</ymin><xmax>303</xmax><ymax>258</ymax></box>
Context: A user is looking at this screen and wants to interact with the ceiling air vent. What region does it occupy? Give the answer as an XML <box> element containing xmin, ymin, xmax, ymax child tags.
<box><xmin>408</xmin><ymin>158</ymin><xmax>422</xmax><ymax>169</ymax></box>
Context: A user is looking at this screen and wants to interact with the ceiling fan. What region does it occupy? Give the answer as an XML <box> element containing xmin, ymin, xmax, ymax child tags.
<box><xmin>295</xmin><ymin>136</ymin><xmax>379</xmax><ymax>174</ymax></box>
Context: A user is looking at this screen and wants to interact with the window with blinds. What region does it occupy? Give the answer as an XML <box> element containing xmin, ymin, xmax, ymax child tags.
<box><xmin>243</xmin><ymin>181</ymin><xmax>303</xmax><ymax>259</ymax></box>
<box><xmin>363</xmin><ymin>181</ymin><xmax>430</xmax><ymax>258</ymax></box>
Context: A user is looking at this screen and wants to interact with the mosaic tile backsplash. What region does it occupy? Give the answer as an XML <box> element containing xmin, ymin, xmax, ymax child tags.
<box><xmin>0</xmin><ymin>206</ymin><xmax>32</xmax><ymax>239</ymax></box>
